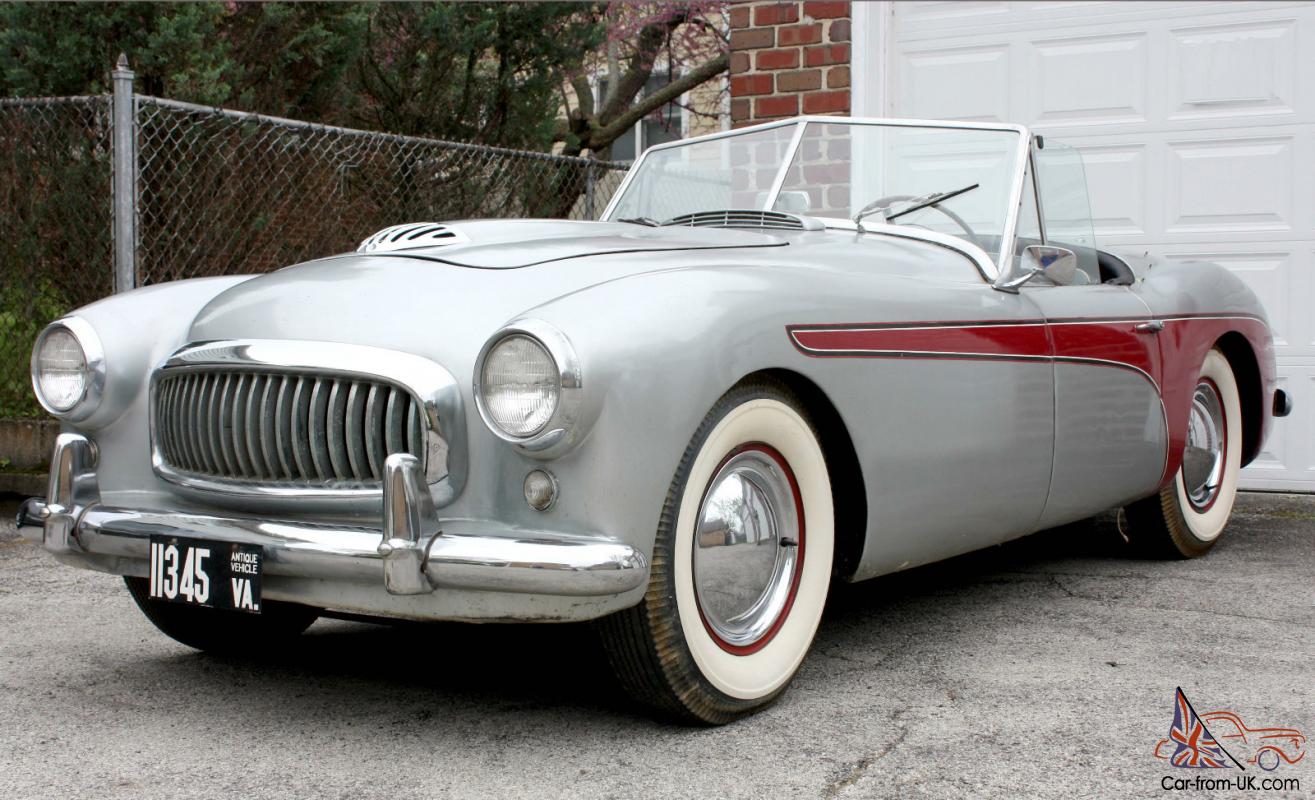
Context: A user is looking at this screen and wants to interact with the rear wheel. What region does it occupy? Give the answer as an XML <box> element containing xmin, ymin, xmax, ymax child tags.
<box><xmin>597</xmin><ymin>379</ymin><xmax>834</xmax><ymax>724</ymax></box>
<box><xmin>124</xmin><ymin>577</ymin><xmax>318</xmax><ymax>654</ymax></box>
<box><xmin>1124</xmin><ymin>349</ymin><xmax>1242</xmax><ymax>558</ymax></box>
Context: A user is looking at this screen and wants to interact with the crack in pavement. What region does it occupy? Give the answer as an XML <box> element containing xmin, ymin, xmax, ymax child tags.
<box><xmin>1123</xmin><ymin>602</ymin><xmax>1312</xmax><ymax>628</ymax></box>
<box><xmin>821</xmin><ymin>708</ymin><xmax>911</xmax><ymax>799</ymax></box>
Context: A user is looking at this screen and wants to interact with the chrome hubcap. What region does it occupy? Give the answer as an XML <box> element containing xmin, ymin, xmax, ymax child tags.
<box><xmin>693</xmin><ymin>447</ymin><xmax>801</xmax><ymax>650</ymax></box>
<box><xmin>1182</xmin><ymin>380</ymin><xmax>1226</xmax><ymax>511</ymax></box>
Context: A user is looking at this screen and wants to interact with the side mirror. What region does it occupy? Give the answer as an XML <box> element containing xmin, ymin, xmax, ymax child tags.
<box><xmin>995</xmin><ymin>245</ymin><xmax>1081</xmax><ymax>292</ymax></box>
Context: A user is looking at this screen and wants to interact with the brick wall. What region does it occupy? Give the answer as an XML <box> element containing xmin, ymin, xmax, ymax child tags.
<box><xmin>729</xmin><ymin>1</ymin><xmax>851</xmax><ymax>127</ymax></box>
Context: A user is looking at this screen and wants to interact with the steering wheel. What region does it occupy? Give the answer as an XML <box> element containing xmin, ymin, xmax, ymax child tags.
<box><xmin>867</xmin><ymin>194</ymin><xmax>983</xmax><ymax>251</ymax></box>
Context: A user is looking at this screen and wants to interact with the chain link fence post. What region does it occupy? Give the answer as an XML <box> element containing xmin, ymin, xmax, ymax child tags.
<box><xmin>585</xmin><ymin>158</ymin><xmax>596</xmax><ymax>220</ymax></box>
<box><xmin>111</xmin><ymin>54</ymin><xmax>136</xmax><ymax>294</ymax></box>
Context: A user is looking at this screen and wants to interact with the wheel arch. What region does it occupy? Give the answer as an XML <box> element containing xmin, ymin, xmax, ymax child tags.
<box><xmin>739</xmin><ymin>367</ymin><xmax>867</xmax><ymax>582</ymax></box>
<box><xmin>1215</xmin><ymin>331</ymin><xmax>1264</xmax><ymax>467</ymax></box>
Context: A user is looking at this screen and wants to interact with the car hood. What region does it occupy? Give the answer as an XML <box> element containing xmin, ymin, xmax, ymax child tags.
<box><xmin>186</xmin><ymin>220</ymin><xmax>789</xmax><ymax>367</ymax></box>
<box><xmin>352</xmin><ymin>219</ymin><xmax>785</xmax><ymax>268</ymax></box>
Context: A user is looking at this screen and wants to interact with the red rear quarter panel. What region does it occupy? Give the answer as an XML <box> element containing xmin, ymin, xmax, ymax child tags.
<box><xmin>1131</xmin><ymin>258</ymin><xmax>1278</xmax><ymax>486</ymax></box>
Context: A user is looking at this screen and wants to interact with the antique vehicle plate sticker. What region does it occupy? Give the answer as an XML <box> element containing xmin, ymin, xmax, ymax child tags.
<box><xmin>147</xmin><ymin>535</ymin><xmax>263</xmax><ymax>613</ymax></box>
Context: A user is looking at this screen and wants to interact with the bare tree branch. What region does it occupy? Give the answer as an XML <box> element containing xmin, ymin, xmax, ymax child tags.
<box><xmin>597</xmin><ymin>11</ymin><xmax>686</xmax><ymax>123</ymax></box>
<box><xmin>591</xmin><ymin>51</ymin><xmax>727</xmax><ymax>148</ymax></box>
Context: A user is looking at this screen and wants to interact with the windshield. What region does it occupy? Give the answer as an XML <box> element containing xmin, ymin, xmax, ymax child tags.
<box><xmin>607</xmin><ymin>124</ymin><xmax>799</xmax><ymax>222</ymax></box>
<box><xmin>605</xmin><ymin>119</ymin><xmax>1027</xmax><ymax>268</ymax></box>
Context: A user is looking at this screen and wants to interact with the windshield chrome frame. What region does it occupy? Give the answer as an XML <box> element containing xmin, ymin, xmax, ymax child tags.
<box><xmin>600</xmin><ymin>115</ymin><xmax>1032</xmax><ymax>283</ymax></box>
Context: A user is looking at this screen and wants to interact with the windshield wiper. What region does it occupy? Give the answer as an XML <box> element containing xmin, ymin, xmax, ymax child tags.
<box><xmin>852</xmin><ymin>183</ymin><xmax>979</xmax><ymax>232</ymax></box>
<box><xmin>886</xmin><ymin>183</ymin><xmax>979</xmax><ymax>222</ymax></box>
<box><xmin>617</xmin><ymin>216</ymin><xmax>660</xmax><ymax>227</ymax></box>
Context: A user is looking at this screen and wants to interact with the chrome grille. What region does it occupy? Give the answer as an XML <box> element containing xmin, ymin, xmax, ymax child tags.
<box><xmin>154</xmin><ymin>370</ymin><xmax>425</xmax><ymax>486</ymax></box>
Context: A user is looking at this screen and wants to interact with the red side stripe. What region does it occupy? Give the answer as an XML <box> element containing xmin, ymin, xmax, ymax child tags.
<box><xmin>790</xmin><ymin>322</ymin><xmax>1050</xmax><ymax>359</ymax></box>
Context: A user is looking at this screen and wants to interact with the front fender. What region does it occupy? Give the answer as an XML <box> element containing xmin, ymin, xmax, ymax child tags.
<box><xmin>506</xmin><ymin>263</ymin><xmax>850</xmax><ymax>564</ymax></box>
<box><xmin>49</xmin><ymin>276</ymin><xmax>258</xmax><ymax>495</ymax></box>
<box><xmin>52</xmin><ymin>276</ymin><xmax>259</xmax><ymax>432</ymax></box>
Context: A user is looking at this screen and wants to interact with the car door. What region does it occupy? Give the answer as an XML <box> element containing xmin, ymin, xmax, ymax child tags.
<box><xmin>800</xmin><ymin>272</ymin><xmax>1057</xmax><ymax>580</ymax></box>
<box><xmin>1020</xmin><ymin>142</ymin><xmax>1167</xmax><ymax>528</ymax></box>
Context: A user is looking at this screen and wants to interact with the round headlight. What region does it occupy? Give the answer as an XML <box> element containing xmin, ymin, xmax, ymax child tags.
<box><xmin>31</xmin><ymin>318</ymin><xmax>104</xmax><ymax>418</ymax></box>
<box><xmin>479</xmin><ymin>334</ymin><xmax>560</xmax><ymax>437</ymax></box>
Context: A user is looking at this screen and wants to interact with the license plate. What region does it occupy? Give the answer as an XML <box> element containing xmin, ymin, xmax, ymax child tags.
<box><xmin>148</xmin><ymin>535</ymin><xmax>263</xmax><ymax>613</ymax></box>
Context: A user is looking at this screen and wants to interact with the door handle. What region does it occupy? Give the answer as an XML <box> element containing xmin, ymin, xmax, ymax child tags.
<box><xmin>1135</xmin><ymin>320</ymin><xmax>1164</xmax><ymax>334</ymax></box>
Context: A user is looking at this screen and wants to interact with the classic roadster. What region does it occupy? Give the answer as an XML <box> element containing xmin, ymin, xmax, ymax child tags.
<box><xmin>18</xmin><ymin>116</ymin><xmax>1290</xmax><ymax>723</ymax></box>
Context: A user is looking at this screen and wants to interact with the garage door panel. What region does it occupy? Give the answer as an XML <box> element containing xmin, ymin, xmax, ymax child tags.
<box><xmin>1028</xmin><ymin>33</ymin><xmax>1148</xmax><ymax>126</ymax></box>
<box><xmin>899</xmin><ymin>45</ymin><xmax>1011</xmax><ymax>122</ymax></box>
<box><xmin>896</xmin><ymin>1</ymin><xmax>1011</xmax><ymax>26</ymax></box>
<box><xmin>1065</xmin><ymin>143</ymin><xmax>1148</xmax><ymax>237</ymax></box>
<box><xmin>1169</xmin><ymin>19</ymin><xmax>1297</xmax><ymax>121</ymax></box>
<box><xmin>1166</xmin><ymin>136</ymin><xmax>1295</xmax><ymax>233</ymax></box>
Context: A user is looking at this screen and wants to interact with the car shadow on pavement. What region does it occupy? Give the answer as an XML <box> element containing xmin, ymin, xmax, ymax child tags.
<box><xmin>105</xmin><ymin>511</ymin><xmax>1134</xmax><ymax>724</ymax></box>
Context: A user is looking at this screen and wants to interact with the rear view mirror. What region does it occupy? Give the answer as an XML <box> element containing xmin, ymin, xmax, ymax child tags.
<box><xmin>1023</xmin><ymin>245</ymin><xmax>1082</xmax><ymax>286</ymax></box>
<box><xmin>994</xmin><ymin>244</ymin><xmax>1082</xmax><ymax>292</ymax></box>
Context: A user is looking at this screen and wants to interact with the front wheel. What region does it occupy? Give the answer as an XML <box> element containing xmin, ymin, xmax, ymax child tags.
<box><xmin>1124</xmin><ymin>349</ymin><xmax>1243</xmax><ymax>558</ymax></box>
<box><xmin>598</xmin><ymin>379</ymin><xmax>834</xmax><ymax>724</ymax></box>
<box><xmin>124</xmin><ymin>577</ymin><xmax>319</xmax><ymax>654</ymax></box>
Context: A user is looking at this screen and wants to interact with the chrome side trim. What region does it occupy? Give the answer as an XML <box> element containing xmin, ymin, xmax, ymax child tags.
<box><xmin>473</xmin><ymin>319</ymin><xmax>585</xmax><ymax>457</ymax></box>
<box><xmin>149</xmin><ymin>340</ymin><xmax>465</xmax><ymax>504</ymax></box>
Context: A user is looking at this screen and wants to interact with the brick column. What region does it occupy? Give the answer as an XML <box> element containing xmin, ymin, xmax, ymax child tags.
<box><xmin>729</xmin><ymin>1</ymin><xmax>851</xmax><ymax>127</ymax></box>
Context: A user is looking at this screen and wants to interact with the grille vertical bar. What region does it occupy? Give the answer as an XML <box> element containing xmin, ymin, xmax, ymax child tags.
<box><xmin>155</xmin><ymin>369</ymin><xmax>426</xmax><ymax>487</ymax></box>
<box><xmin>363</xmin><ymin>384</ymin><xmax>385</xmax><ymax>478</ymax></box>
<box><xmin>344</xmin><ymin>382</ymin><xmax>369</xmax><ymax>480</ymax></box>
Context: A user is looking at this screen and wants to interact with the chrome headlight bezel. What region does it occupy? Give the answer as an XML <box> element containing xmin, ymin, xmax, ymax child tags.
<box><xmin>473</xmin><ymin>319</ymin><xmax>582</xmax><ymax>454</ymax></box>
<box><xmin>30</xmin><ymin>316</ymin><xmax>106</xmax><ymax>421</ymax></box>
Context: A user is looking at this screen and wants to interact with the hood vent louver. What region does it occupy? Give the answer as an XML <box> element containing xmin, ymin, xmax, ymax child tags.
<box><xmin>661</xmin><ymin>210</ymin><xmax>823</xmax><ymax>232</ymax></box>
<box><xmin>358</xmin><ymin>222</ymin><xmax>469</xmax><ymax>253</ymax></box>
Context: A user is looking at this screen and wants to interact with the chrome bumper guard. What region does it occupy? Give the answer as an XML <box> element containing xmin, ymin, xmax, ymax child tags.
<box><xmin>16</xmin><ymin>434</ymin><xmax>647</xmax><ymax>598</ymax></box>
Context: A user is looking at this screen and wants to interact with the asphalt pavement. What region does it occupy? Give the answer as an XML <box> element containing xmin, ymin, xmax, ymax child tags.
<box><xmin>1</xmin><ymin>492</ymin><xmax>1311</xmax><ymax>799</ymax></box>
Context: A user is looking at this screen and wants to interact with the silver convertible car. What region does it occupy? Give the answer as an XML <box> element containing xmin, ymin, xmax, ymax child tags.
<box><xmin>18</xmin><ymin>116</ymin><xmax>1291</xmax><ymax>723</ymax></box>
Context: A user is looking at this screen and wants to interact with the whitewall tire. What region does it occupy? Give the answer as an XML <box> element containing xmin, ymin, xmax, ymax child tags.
<box><xmin>1126</xmin><ymin>349</ymin><xmax>1243</xmax><ymax>558</ymax></box>
<box><xmin>598</xmin><ymin>378</ymin><xmax>834</xmax><ymax>723</ymax></box>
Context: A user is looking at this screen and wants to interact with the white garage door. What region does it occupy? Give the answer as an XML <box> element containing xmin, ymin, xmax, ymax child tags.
<box><xmin>856</xmin><ymin>0</ymin><xmax>1315</xmax><ymax>491</ymax></box>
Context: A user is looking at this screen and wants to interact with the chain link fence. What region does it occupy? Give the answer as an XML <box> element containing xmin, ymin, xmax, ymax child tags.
<box><xmin>134</xmin><ymin>96</ymin><xmax>629</xmax><ymax>283</ymax></box>
<box><xmin>0</xmin><ymin>88</ymin><xmax>629</xmax><ymax>420</ymax></box>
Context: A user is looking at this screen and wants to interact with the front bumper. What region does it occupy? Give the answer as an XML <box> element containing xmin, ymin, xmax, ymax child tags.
<box><xmin>17</xmin><ymin>434</ymin><xmax>648</xmax><ymax>621</ymax></box>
